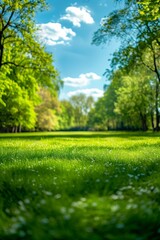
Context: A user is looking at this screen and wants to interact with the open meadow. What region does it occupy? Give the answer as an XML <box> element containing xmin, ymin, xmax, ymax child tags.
<box><xmin>0</xmin><ymin>131</ymin><xmax>160</xmax><ymax>240</ymax></box>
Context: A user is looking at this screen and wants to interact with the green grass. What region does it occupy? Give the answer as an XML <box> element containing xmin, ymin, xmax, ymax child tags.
<box><xmin>0</xmin><ymin>131</ymin><xmax>160</xmax><ymax>240</ymax></box>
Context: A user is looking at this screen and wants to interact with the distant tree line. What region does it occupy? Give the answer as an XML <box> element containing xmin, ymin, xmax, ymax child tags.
<box><xmin>0</xmin><ymin>0</ymin><xmax>159</xmax><ymax>132</ymax></box>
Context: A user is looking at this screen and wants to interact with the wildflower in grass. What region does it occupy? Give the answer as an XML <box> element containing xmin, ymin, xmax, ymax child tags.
<box><xmin>111</xmin><ymin>205</ymin><xmax>119</xmax><ymax>212</ymax></box>
<box><xmin>92</xmin><ymin>202</ymin><xmax>97</xmax><ymax>207</ymax></box>
<box><xmin>54</xmin><ymin>194</ymin><xmax>61</xmax><ymax>199</ymax></box>
<box><xmin>111</xmin><ymin>195</ymin><xmax>119</xmax><ymax>200</ymax></box>
<box><xmin>60</xmin><ymin>207</ymin><xmax>66</xmax><ymax>214</ymax></box>
<box><xmin>18</xmin><ymin>216</ymin><xmax>26</xmax><ymax>224</ymax></box>
<box><xmin>80</xmin><ymin>197</ymin><xmax>86</xmax><ymax>202</ymax></box>
<box><xmin>94</xmin><ymin>216</ymin><xmax>100</xmax><ymax>221</ymax></box>
<box><xmin>127</xmin><ymin>174</ymin><xmax>134</xmax><ymax>178</ymax></box>
<box><xmin>134</xmin><ymin>176</ymin><xmax>139</xmax><ymax>180</ymax></box>
<box><xmin>68</xmin><ymin>208</ymin><xmax>74</xmax><ymax>213</ymax></box>
<box><xmin>18</xmin><ymin>201</ymin><xmax>26</xmax><ymax>211</ymax></box>
<box><xmin>96</xmin><ymin>179</ymin><xmax>100</xmax><ymax>183</ymax></box>
<box><xmin>64</xmin><ymin>214</ymin><xmax>70</xmax><ymax>220</ymax></box>
<box><xmin>24</xmin><ymin>199</ymin><xmax>30</xmax><ymax>204</ymax></box>
<box><xmin>43</xmin><ymin>190</ymin><xmax>52</xmax><ymax>196</ymax></box>
<box><xmin>41</xmin><ymin>218</ymin><xmax>49</xmax><ymax>224</ymax></box>
<box><xmin>116</xmin><ymin>223</ymin><xmax>124</xmax><ymax>229</ymax></box>
<box><xmin>14</xmin><ymin>209</ymin><xmax>20</xmax><ymax>215</ymax></box>
<box><xmin>5</xmin><ymin>208</ymin><xmax>10</xmax><ymax>214</ymax></box>
<box><xmin>126</xmin><ymin>203</ymin><xmax>138</xmax><ymax>210</ymax></box>
<box><xmin>40</xmin><ymin>199</ymin><xmax>46</xmax><ymax>205</ymax></box>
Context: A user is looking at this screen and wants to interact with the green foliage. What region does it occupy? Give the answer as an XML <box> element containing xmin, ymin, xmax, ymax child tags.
<box><xmin>115</xmin><ymin>70</ymin><xmax>155</xmax><ymax>130</ymax></box>
<box><xmin>59</xmin><ymin>100</ymin><xmax>75</xmax><ymax>129</ymax></box>
<box><xmin>0</xmin><ymin>0</ymin><xmax>62</xmax><ymax>132</ymax></box>
<box><xmin>0</xmin><ymin>132</ymin><xmax>160</xmax><ymax>239</ymax></box>
<box><xmin>117</xmin><ymin>0</ymin><xmax>160</xmax><ymax>20</ymax></box>
<box><xmin>93</xmin><ymin>0</ymin><xmax>160</xmax><ymax>131</ymax></box>
<box><xmin>88</xmin><ymin>96</ymin><xmax>108</xmax><ymax>130</ymax></box>
<box><xmin>137</xmin><ymin>0</ymin><xmax>160</xmax><ymax>20</ymax></box>
<box><xmin>59</xmin><ymin>94</ymin><xmax>95</xmax><ymax>130</ymax></box>
<box><xmin>0</xmin><ymin>76</ymin><xmax>36</xmax><ymax>131</ymax></box>
<box><xmin>35</xmin><ymin>88</ymin><xmax>60</xmax><ymax>131</ymax></box>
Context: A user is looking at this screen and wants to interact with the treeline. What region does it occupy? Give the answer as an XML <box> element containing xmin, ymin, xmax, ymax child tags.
<box><xmin>0</xmin><ymin>0</ymin><xmax>159</xmax><ymax>132</ymax></box>
<box><xmin>89</xmin><ymin>0</ymin><xmax>160</xmax><ymax>131</ymax></box>
<box><xmin>35</xmin><ymin>92</ymin><xmax>94</xmax><ymax>131</ymax></box>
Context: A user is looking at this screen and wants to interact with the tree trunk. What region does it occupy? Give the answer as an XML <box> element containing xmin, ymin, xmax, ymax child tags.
<box><xmin>140</xmin><ymin>112</ymin><xmax>148</xmax><ymax>131</ymax></box>
<box><xmin>0</xmin><ymin>35</ymin><xmax>3</xmax><ymax>68</ymax></box>
<box><xmin>18</xmin><ymin>125</ymin><xmax>22</xmax><ymax>132</ymax></box>
<box><xmin>150</xmin><ymin>110</ymin><xmax>155</xmax><ymax>131</ymax></box>
<box><xmin>155</xmin><ymin>81</ymin><xmax>160</xmax><ymax>131</ymax></box>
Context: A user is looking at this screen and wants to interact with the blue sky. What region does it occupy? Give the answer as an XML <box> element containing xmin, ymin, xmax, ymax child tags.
<box><xmin>36</xmin><ymin>0</ymin><xmax>123</xmax><ymax>99</ymax></box>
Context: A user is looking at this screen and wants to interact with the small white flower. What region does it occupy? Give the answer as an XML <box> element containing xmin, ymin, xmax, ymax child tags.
<box><xmin>64</xmin><ymin>214</ymin><xmax>70</xmax><ymax>220</ymax></box>
<box><xmin>60</xmin><ymin>207</ymin><xmax>66</xmax><ymax>214</ymax></box>
<box><xmin>43</xmin><ymin>191</ymin><xmax>52</xmax><ymax>196</ymax></box>
<box><xmin>128</xmin><ymin>174</ymin><xmax>134</xmax><ymax>178</ymax></box>
<box><xmin>41</xmin><ymin>218</ymin><xmax>49</xmax><ymax>224</ymax></box>
<box><xmin>111</xmin><ymin>205</ymin><xmax>119</xmax><ymax>212</ymax></box>
<box><xmin>116</xmin><ymin>223</ymin><xmax>124</xmax><ymax>229</ymax></box>
<box><xmin>92</xmin><ymin>202</ymin><xmax>97</xmax><ymax>207</ymax></box>
<box><xmin>54</xmin><ymin>194</ymin><xmax>61</xmax><ymax>199</ymax></box>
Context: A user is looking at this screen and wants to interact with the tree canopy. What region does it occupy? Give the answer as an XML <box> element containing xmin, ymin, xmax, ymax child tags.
<box><xmin>90</xmin><ymin>0</ymin><xmax>160</xmax><ymax>131</ymax></box>
<box><xmin>0</xmin><ymin>0</ymin><xmax>62</xmax><ymax>132</ymax></box>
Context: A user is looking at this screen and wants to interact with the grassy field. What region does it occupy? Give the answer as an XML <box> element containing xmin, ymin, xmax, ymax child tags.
<box><xmin>0</xmin><ymin>131</ymin><xmax>160</xmax><ymax>240</ymax></box>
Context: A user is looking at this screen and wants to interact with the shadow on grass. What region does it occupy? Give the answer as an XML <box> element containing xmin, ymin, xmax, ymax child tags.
<box><xmin>1</xmin><ymin>155</ymin><xmax>160</xmax><ymax>211</ymax></box>
<box><xmin>0</xmin><ymin>142</ymin><xmax>160</xmax><ymax>167</ymax></box>
<box><xmin>0</xmin><ymin>131</ymin><xmax>160</xmax><ymax>140</ymax></box>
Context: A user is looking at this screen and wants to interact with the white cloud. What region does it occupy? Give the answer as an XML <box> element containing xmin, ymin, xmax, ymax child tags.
<box><xmin>37</xmin><ymin>22</ymin><xmax>76</xmax><ymax>46</ymax></box>
<box><xmin>63</xmin><ymin>72</ymin><xmax>101</xmax><ymax>87</ymax></box>
<box><xmin>68</xmin><ymin>88</ymin><xmax>104</xmax><ymax>99</ymax></box>
<box><xmin>60</xmin><ymin>6</ymin><xmax>94</xmax><ymax>27</ymax></box>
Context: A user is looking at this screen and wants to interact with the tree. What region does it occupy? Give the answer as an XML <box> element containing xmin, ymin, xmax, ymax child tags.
<box><xmin>35</xmin><ymin>88</ymin><xmax>60</xmax><ymax>131</ymax></box>
<box><xmin>93</xmin><ymin>1</ymin><xmax>160</xmax><ymax>130</ymax></box>
<box><xmin>58</xmin><ymin>100</ymin><xmax>75</xmax><ymax>130</ymax></box>
<box><xmin>87</xmin><ymin>96</ymin><xmax>108</xmax><ymax>130</ymax></box>
<box><xmin>58</xmin><ymin>94</ymin><xmax>95</xmax><ymax>130</ymax></box>
<box><xmin>115</xmin><ymin>69</ymin><xmax>156</xmax><ymax>131</ymax></box>
<box><xmin>70</xmin><ymin>94</ymin><xmax>94</xmax><ymax>127</ymax></box>
<box><xmin>0</xmin><ymin>75</ymin><xmax>36</xmax><ymax>132</ymax></box>
<box><xmin>0</xmin><ymin>0</ymin><xmax>46</xmax><ymax>68</ymax></box>
<box><xmin>0</xmin><ymin>1</ymin><xmax>62</xmax><ymax>132</ymax></box>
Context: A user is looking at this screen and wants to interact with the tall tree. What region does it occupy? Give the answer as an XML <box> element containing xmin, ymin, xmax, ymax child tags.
<box><xmin>0</xmin><ymin>76</ymin><xmax>36</xmax><ymax>132</ymax></box>
<box><xmin>0</xmin><ymin>0</ymin><xmax>46</xmax><ymax>68</ymax></box>
<box><xmin>93</xmin><ymin>1</ymin><xmax>160</xmax><ymax>130</ymax></box>
<box><xmin>0</xmin><ymin>1</ymin><xmax>62</xmax><ymax>132</ymax></box>
<box><xmin>59</xmin><ymin>100</ymin><xmax>75</xmax><ymax>130</ymax></box>
<box><xmin>115</xmin><ymin>69</ymin><xmax>156</xmax><ymax>131</ymax></box>
<box><xmin>35</xmin><ymin>88</ymin><xmax>60</xmax><ymax>131</ymax></box>
<box><xmin>70</xmin><ymin>94</ymin><xmax>94</xmax><ymax>127</ymax></box>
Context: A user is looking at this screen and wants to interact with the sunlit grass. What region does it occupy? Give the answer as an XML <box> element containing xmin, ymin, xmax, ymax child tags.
<box><xmin>0</xmin><ymin>131</ymin><xmax>160</xmax><ymax>240</ymax></box>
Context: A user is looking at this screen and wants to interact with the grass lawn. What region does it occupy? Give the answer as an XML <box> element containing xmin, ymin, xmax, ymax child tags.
<box><xmin>0</xmin><ymin>131</ymin><xmax>160</xmax><ymax>240</ymax></box>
